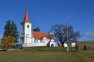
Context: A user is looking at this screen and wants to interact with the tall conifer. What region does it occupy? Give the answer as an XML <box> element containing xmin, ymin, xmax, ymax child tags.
<box><xmin>3</xmin><ymin>20</ymin><xmax>19</xmax><ymax>42</ymax></box>
<box><xmin>4</xmin><ymin>20</ymin><xmax>11</xmax><ymax>36</ymax></box>
<box><xmin>11</xmin><ymin>21</ymin><xmax>19</xmax><ymax>41</ymax></box>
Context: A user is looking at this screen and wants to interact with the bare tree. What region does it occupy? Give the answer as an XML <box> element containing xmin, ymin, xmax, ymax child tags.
<box><xmin>50</xmin><ymin>23</ymin><xmax>80</xmax><ymax>47</ymax></box>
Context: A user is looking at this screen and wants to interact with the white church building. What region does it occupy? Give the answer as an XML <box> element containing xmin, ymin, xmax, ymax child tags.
<box><xmin>20</xmin><ymin>10</ymin><xmax>57</xmax><ymax>47</ymax></box>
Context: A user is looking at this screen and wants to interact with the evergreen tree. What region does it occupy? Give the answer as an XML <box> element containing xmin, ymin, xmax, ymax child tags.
<box><xmin>3</xmin><ymin>20</ymin><xmax>19</xmax><ymax>42</ymax></box>
<box><xmin>4</xmin><ymin>20</ymin><xmax>11</xmax><ymax>36</ymax></box>
<box><xmin>11</xmin><ymin>21</ymin><xmax>19</xmax><ymax>41</ymax></box>
<box><xmin>33</xmin><ymin>27</ymin><xmax>40</xmax><ymax>32</ymax></box>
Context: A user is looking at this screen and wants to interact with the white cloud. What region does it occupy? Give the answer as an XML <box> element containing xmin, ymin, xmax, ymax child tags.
<box><xmin>84</xmin><ymin>32</ymin><xmax>94</xmax><ymax>38</ymax></box>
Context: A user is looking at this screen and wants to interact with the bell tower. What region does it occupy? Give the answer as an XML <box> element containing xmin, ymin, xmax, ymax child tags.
<box><xmin>20</xmin><ymin>10</ymin><xmax>32</xmax><ymax>47</ymax></box>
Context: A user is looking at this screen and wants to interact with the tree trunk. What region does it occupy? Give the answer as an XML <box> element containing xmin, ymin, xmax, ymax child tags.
<box><xmin>60</xmin><ymin>38</ymin><xmax>64</xmax><ymax>47</ymax></box>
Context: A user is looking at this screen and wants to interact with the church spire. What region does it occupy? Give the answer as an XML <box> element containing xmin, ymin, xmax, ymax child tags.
<box><xmin>23</xmin><ymin>10</ymin><xmax>31</xmax><ymax>23</ymax></box>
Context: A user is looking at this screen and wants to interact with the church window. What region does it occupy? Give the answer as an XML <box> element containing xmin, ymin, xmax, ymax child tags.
<box><xmin>27</xmin><ymin>25</ymin><xmax>29</xmax><ymax>28</ymax></box>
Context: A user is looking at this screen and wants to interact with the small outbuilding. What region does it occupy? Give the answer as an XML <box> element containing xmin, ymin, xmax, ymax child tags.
<box><xmin>71</xmin><ymin>42</ymin><xmax>76</xmax><ymax>48</ymax></box>
<box><xmin>49</xmin><ymin>39</ymin><xmax>57</xmax><ymax>47</ymax></box>
<box><xmin>64</xmin><ymin>43</ymin><xmax>68</xmax><ymax>47</ymax></box>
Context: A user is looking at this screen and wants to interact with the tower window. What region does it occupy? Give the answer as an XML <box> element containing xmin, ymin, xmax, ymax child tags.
<box><xmin>27</xmin><ymin>25</ymin><xmax>29</xmax><ymax>28</ymax></box>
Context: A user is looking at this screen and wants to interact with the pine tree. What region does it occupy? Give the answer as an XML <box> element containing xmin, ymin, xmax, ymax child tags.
<box><xmin>4</xmin><ymin>20</ymin><xmax>11</xmax><ymax>36</ymax></box>
<box><xmin>3</xmin><ymin>20</ymin><xmax>19</xmax><ymax>42</ymax></box>
<box><xmin>11</xmin><ymin>21</ymin><xmax>19</xmax><ymax>41</ymax></box>
<box><xmin>33</xmin><ymin>27</ymin><xmax>40</xmax><ymax>32</ymax></box>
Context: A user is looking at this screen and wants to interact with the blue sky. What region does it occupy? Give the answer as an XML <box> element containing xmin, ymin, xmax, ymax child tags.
<box><xmin>0</xmin><ymin>0</ymin><xmax>94</xmax><ymax>41</ymax></box>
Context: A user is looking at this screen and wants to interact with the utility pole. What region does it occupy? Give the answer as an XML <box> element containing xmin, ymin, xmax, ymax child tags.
<box><xmin>67</xmin><ymin>23</ymin><xmax>68</xmax><ymax>43</ymax></box>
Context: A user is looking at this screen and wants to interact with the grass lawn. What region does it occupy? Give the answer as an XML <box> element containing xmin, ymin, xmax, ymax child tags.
<box><xmin>0</xmin><ymin>41</ymin><xmax>94</xmax><ymax>62</ymax></box>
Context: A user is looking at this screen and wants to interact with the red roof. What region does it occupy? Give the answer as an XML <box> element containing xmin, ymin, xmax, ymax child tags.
<box><xmin>32</xmin><ymin>31</ymin><xmax>52</xmax><ymax>40</ymax></box>
<box><xmin>23</xmin><ymin>10</ymin><xmax>31</xmax><ymax>23</ymax></box>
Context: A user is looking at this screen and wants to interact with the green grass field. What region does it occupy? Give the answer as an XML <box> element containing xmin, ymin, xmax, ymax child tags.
<box><xmin>0</xmin><ymin>41</ymin><xmax>94</xmax><ymax>62</ymax></box>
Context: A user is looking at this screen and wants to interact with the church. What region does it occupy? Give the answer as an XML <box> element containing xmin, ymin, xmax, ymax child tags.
<box><xmin>20</xmin><ymin>10</ymin><xmax>57</xmax><ymax>47</ymax></box>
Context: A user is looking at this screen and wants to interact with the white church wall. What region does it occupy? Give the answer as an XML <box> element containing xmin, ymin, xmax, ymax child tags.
<box><xmin>42</xmin><ymin>37</ymin><xmax>50</xmax><ymax>43</ymax></box>
<box><xmin>38</xmin><ymin>40</ymin><xmax>40</xmax><ymax>43</ymax></box>
<box><xmin>21</xmin><ymin>11</ymin><xmax>57</xmax><ymax>47</ymax></box>
<box><xmin>31</xmin><ymin>37</ymin><xmax>35</xmax><ymax>43</ymax></box>
<box><xmin>50</xmin><ymin>42</ymin><xmax>55</xmax><ymax>47</ymax></box>
<box><xmin>24</xmin><ymin>23</ymin><xmax>32</xmax><ymax>44</ymax></box>
<box><xmin>49</xmin><ymin>39</ymin><xmax>58</xmax><ymax>47</ymax></box>
<box><xmin>30</xmin><ymin>42</ymin><xmax>48</xmax><ymax>47</ymax></box>
<box><xmin>22</xmin><ymin>42</ymin><xmax>48</xmax><ymax>47</ymax></box>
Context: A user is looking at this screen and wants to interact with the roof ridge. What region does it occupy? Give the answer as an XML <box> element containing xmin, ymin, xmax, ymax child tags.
<box><xmin>32</xmin><ymin>31</ymin><xmax>52</xmax><ymax>40</ymax></box>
